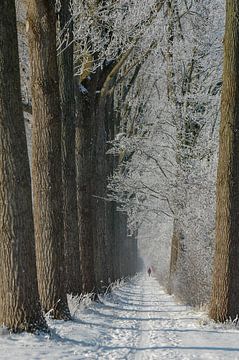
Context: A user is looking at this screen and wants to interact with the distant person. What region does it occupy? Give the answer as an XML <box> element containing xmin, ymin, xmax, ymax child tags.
<box><xmin>147</xmin><ymin>267</ymin><xmax>151</xmax><ymax>277</ymax></box>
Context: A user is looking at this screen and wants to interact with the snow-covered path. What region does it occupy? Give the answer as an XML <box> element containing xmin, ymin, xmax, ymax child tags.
<box><xmin>1</xmin><ymin>274</ymin><xmax>239</xmax><ymax>359</ymax></box>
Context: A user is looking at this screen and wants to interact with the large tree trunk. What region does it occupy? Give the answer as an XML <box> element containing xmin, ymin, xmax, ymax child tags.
<box><xmin>75</xmin><ymin>65</ymin><xmax>114</xmax><ymax>292</ymax></box>
<box><xmin>92</xmin><ymin>92</ymin><xmax>113</xmax><ymax>289</ymax></box>
<box><xmin>27</xmin><ymin>1</ymin><xmax>70</xmax><ymax>319</ymax></box>
<box><xmin>0</xmin><ymin>0</ymin><xmax>47</xmax><ymax>332</ymax></box>
<box><xmin>105</xmin><ymin>94</ymin><xmax>118</xmax><ymax>283</ymax></box>
<box><xmin>58</xmin><ymin>1</ymin><xmax>81</xmax><ymax>296</ymax></box>
<box><xmin>75</xmin><ymin>76</ymin><xmax>96</xmax><ymax>293</ymax></box>
<box><xmin>209</xmin><ymin>0</ymin><xmax>239</xmax><ymax>322</ymax></box>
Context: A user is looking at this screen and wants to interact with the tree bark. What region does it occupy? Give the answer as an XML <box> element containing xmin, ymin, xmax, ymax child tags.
<box><xmin>168</xmin><ymin>218</ymin><xmax>182</xmax><ymax>294</ymax></box>
<box><xmin>92</xmin><ymin>92</ymin><xmax>112</xmax><ymax>289</ymax></box>
<box><xmin>58</xmin><ymin>0</ymin><xmax>81</xmax><ymax>296</ymax></box>
<box><xmin>75</xmin><ymin>76</ymin><xmax>96</xmax><ymax>294</ymax></box>
<box><xmin>117</xmin><ymin>211</ymin><xmax>129</xmax><ymax>278</ymax></box>
<box><xmin>209</xmin><ymin>0</ymin><xmax>239</xmax><ymax>322</ymax></box>
<box><xmin>0</xmin><ymin>0</ymin><xmax>47</xmax><ymax>332</ymax></box>
<box><xmin>105</xmin><ymin>94</ymin><xmax>118</xmax><ymax>282</ymax></box>
<box><xmin>27</xmin><ymin>1</ymin><xmax>70</xmax><ymax>319</ymax></box>
<box><xmin>75</xmin><ymin>65</ymin><xmax>114</xmax><ymax>292</ymax></box>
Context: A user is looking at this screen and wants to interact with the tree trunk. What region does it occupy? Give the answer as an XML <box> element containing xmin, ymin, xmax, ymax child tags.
<box><xmin>75</xmin><ymin>77</ymin><xmax>96</xmax><ymax>293</ymax></box>
<box><xmin>111</xmin><ymin>204</ymin><xmax>122</xmax><ymax>281</ymax></box>
<box><xmin>166</xmin><ymin>0</ymin><xmax>185</xmax><ymax>295</ymax></box>
<box><xmin>27</xmin><ymin>1</ymin><xmax>70</xmax><ymax>319</ymax></box>
<box><xmin>132</xmin><ymin>233</ymin><xmax>138</xmax><ymax>275</ymax></box>
<box><xmin>209</xmin><ymin>0</ymin><xmax>239</xmax><ymax>322</ymax></box>
<box><xmin>168</xmin><ymin>218</ymin><xmax>182</xmax><ymax>294</ymax></box>
<box><xmin>92</xmin><ymin>93</ymin><xmax>112</xmax><ymax>289</ymax></box>
<box><xmin>75</xmin><ymin>65</ymin><xmax>114</xmax><ymax>292</ymax></box>
<box><xmin>105</xmin><ymin>94</ymin><xmax>118</xmax><ymax>282</ymax></box>
<box><xmin>58</xmin><ymin>0</ymin><xmax>81</xmax><ymax>296</ymax></box>
<box><xmin>117</xmin><ymin>211</ymin><xmax>129</xmax><ymax>278</ymax></box>
<box><xmin>0</xmin><ymin>0</ymin><xmax>47</xmax><ymax>332</ymax></box>
<box><xmin>129</xmin><ymin>232</ymin><xmax>138</xmax><ymax>276</ymax></box>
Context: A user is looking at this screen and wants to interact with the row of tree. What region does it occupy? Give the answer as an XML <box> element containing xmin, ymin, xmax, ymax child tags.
<box><xmin>108</xmin><ymin>0</ymin><xmax>239</xmax><ymax>324</ymax></box>
<box><xmin>0</xmin><ymin>0</ymin><xmax>139</xmax><ymax>332</ymax></box>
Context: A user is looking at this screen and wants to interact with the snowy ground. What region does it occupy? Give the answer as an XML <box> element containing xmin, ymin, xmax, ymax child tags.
<box><xmin>1</xmin><ymin>274</ymin><xmax>239</xmax><ymax>359</ymax></box>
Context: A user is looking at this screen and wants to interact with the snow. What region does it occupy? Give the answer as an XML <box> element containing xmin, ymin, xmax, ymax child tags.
<box><xmin>1</xmin><ymin>274</ymin><xmax>239</xmax><ymax>359</ymax></box>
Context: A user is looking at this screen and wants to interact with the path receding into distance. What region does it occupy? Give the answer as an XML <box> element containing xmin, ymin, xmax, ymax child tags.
<box><xmin>1</xmin><ymin>274</ymin><xmax>239</xmax><ymax>359</ymax></box>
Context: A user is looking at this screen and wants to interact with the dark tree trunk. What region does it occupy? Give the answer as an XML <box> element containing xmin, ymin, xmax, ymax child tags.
<box><xmin>105</xmin><ymin>94</ymin><xmax>118</xmax><ymax>282</ymax></box>
<box><xmin>132</xmin><ymin>233</ymin><xmax>138</xmax><ymax>275</ymax></box>
<box><xmin>75</xmin><ymin>65</ymin><xmax>114</xmax><ymax>292</ymax></box>
<box><xmin>168</xmin><ymin>218</ymin><xmax>182</xmax><ymax>294</ymax></box>
<box><xmin>0</xmin><ymin>0</ymin><xmax>47</xmax><ymax>332</ymax></box>
<box><xmin>117</xmin><ymin>211</ymin><xmax>129</xmax><ymax>278</ymax></box>
<box><xmin>209</xmin><ymin>0</ymin><xmax>239</xmax><ymax>322</ymax></box>
<box><xmin>75</xmin><ymin>76</ymin><xmax>97</xmax><ymax>293</ymax></box>
<box><xmin>27</xmin><ymin>1</ymin><xmax>70</xmax><ymax>319</ymax></box>
<box><xmin>92</xmin><ymin>92</ymin><xmax>113</xmax><ymax>289</ymax></box>
<box><xmin>113</xmin><ymin>209</ymin><xmax>123</xmax><ymax>279</ymax></box>
<box><xmin>128</xmin><ymin>232</ymin><xmax>138</xmax><ymax>276</ymax></box>
<box><xmin>58</xmin><ymin>0</ymin><xmax>81</xmax><ymax>296</ymax></box>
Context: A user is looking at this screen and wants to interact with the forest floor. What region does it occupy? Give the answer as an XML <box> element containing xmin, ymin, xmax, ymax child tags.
<box><xmin>1</xmin><ymin>274</ymin><xmax>239</xmax><ymax>359</ymax></box>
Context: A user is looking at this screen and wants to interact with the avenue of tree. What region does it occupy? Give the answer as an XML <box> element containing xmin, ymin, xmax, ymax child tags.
<box><xmin>0</xmin><ymin>0</ymin><xmax>238</xmax><ymax>332</ymax></box>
